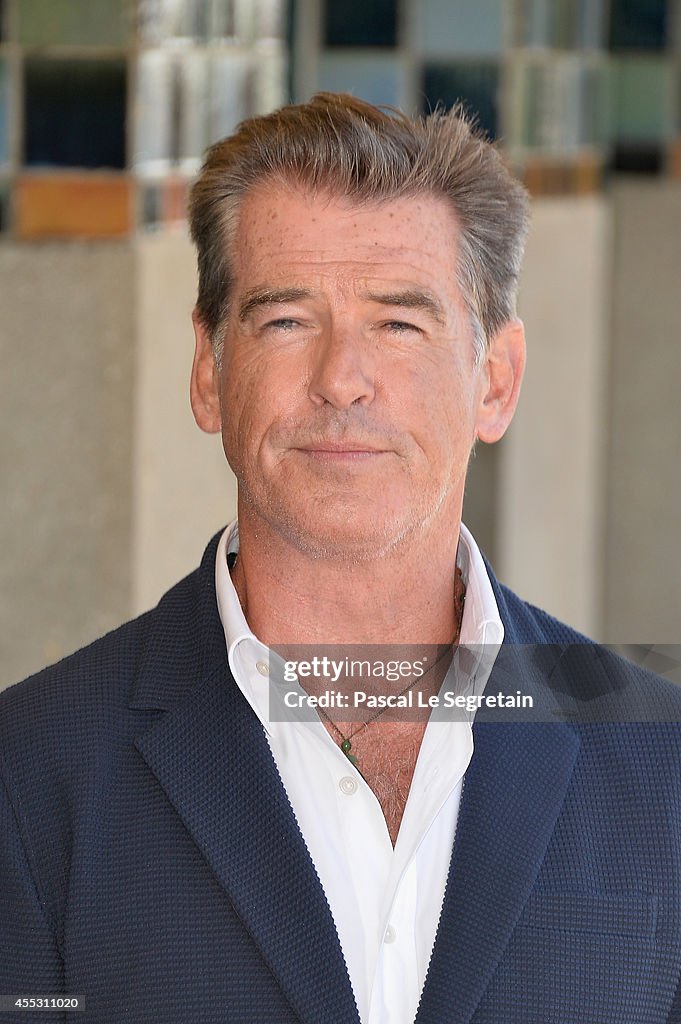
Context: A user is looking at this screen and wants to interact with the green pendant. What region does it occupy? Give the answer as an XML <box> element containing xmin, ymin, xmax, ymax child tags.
<box><xmin>340</xmin><ymin>739</ymin><xmax>358</xmax><ymax>766</ymax></box>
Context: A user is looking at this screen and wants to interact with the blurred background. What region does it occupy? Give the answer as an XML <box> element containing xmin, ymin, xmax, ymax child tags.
<box><xmin>1</xmin><ymin>0</ymin><xmax>680</xmax><ymax>686</ymax></box>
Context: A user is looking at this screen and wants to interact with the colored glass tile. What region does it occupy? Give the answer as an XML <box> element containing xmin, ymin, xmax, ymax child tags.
<box><xmin>162</xmin><ymin>178</ymin><xmax>189</xmax><ymax>222</ymax></box>
<box><xmin>611</xmin><ymin>142</ymin><xmax>664</xmax><ymax>173</ymax></box>
<box><xmin>24</xmin><ymin>58</ymin><xmax>127</xmax><ymax>169</ymax></box>
<box><xmin>17</xmin><ymin>0</ymin><xmax>129</xmax><ymax>46</ymax></box>
<box><xmin>609</xmin><ymin>0</ymin><xmax>669</xmax><ymax>50</ymax></box>
<box><xmin>318</xmin><ymin>53</ymin><xmax>406</xmax><ymax>108</ymax></box>
<box><xmin>417</xmin><ymin>0</ymin><xmax>503</xmax><ymax>56</ymax></box>
<box><xmin>523</xmin><ymin>154</ymin><xmax>602</xmax><ymax>194</ymax></box>
<box><xmin>15</xmin><ymin>175</ymin><xmax>132</xmax><ymax>238</ymax></box>
<box><xmin>323</xmin><ymin>0</ymin><xmax>397</xmax><ymax>48</ymax></box>
<box><xmin>507</xmin><ymin>57</ymin><xmax>608</xmax><ymax>153</ymax></box>
<box><xmin>135</xmin><ymin>50</ymin><xmax>261</xmax><ymax>173</ymax></box>
<box><xmin>0</xmin><ymin>180</ymin><xmax>8</xmax><ymax>232</ymax></box>
<box><xmin>139</xmin><ymin>178</ymin><xmax>190</xmax><ymax>228</ymax></box>
<box><xmin>252</xmin><ymin>43</ymin><xmax>287</xmax><ymax>115</ymax></box>
<box><xmin>136</xmin><ymin>0</ymin><xmax>177</xmax><ymax>45</ymax></box>
<box><xmin>611</xmin><ymin>57</ymin><xmax>673</xmax><ymax>141</ymax></box>
<box><xmin>0</xmin><ymin>57</ymin><xmax>8</xmax><ymax>167</ymax></box>
<box><xmin>669</xmin><ymin>141</ymin><xmax>681</xmax><ymax>179</ymax></box>
<box><xmin>134</xmin><ymin>51</ymin><xmax>175</xmax><ymax>172</ymax></box>
<box><xmin>141</xmin><ymin>182</ymin><xmax>163</xmax><ymax>227</ymax></box>
<box><xmin>512</xmin><ymin>0</ymin><xmax>606</xmax><ymax>49</ymax></box>
<box><xmin>256</xmin><ymin>0</ymin><xmax>286</xmax><ymax>39</ymax></box>
<box><xmin>137</xmin><ymin>0</ymin><xmax>261</xmax><ymax>45</ymax></box>
<box><xmin>422</xmin><ymin>62</ymin><xmax>500</xmax><ymax>140</ymax></box>
<box><xmin>210</xmin><ymin>54</ymin><xmax>254</xmax><ymax>139</ymax></box>
<box><xmin>178</xmin><ymin>53</ymin><xmax>211</xmax><ymax>168</ymax></box>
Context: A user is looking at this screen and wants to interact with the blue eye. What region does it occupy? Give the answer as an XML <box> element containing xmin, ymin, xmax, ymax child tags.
<box><xmin>385</xmin><ymin>320</ymin><xmax>420</xmax><ymax>334</ymax></box>
<box><xmin>265</xmin><ymin>318</ymin><xmax>300</xmax><ymax>331</ymax></box>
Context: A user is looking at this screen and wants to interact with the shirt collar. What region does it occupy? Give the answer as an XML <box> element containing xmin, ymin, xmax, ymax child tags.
<box><xmin>456</xmin><ymin>522</ymin><xmax>505</xmax><ymax>649</ymax></box>
<box><xmin>215</xmin><ymin>519</ymin><xmax>504</xmax><ymax>732</ymax></box>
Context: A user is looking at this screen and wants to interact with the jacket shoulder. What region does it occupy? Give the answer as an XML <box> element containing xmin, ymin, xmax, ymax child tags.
<box><xmin>496</xmin><ymin>582</ymin><xmax>681</xmax><ymax>720</ymax></box>
<box><xmin>496</xmin><ymin>582</ymin><xmax>593</xmax><ymax>644</ymax></box>
<box><xmin>0</xmin><ymin>552</ymin><xmax>212</xmax><ymax>759</ymax></box>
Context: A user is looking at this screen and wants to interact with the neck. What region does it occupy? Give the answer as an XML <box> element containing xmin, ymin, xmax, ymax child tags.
<box><xmin>230</xmin><ymin>503</ymin><xmax>464</xmax><ymax>646</ymax></box>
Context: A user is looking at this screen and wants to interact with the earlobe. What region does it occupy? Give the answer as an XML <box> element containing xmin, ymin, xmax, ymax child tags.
<box><xmin>475</xmin><ymin>318</ymin><xmax>526</xmax><ymax>444</ymax></box>
<box><xmin>190</xmin><ymin>309</ymin><xmax>222</xmax><ymax>434</ymax></box>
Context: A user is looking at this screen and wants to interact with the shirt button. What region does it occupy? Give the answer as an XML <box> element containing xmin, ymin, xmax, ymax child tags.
<box><xmin>339</xmin><ymin>776</ymin><xmax>358</xmax><ymax>796</ymax></box>
<box><xmin>384</xmin><ymin>925</ymin><xmax>397</xmax><ymax>944</ymax></box>
<box><xmin>256</xmin><ymin>660</ymin><xmax>269</xmax><ymax>676</ymax></box>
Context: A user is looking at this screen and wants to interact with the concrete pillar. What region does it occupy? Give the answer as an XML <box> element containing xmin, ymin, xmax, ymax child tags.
<box><xmin>497</xmin><ymin>196</ymin><xmax>611</xmax><ymax>638</ymax></box>
<box><xmin>0</xmin><ymin>242</ymin><xmax>135</xmax><ymax>684</ymax></box>
<box><xmin>132</xmin><ymin>230</ymin><xmax>237</xmax><ymax>616</ymax></box>
<box><xmin>604</xmin><ymin>181</ymin><xmax>681</xmax><ymax>642</ymax></box>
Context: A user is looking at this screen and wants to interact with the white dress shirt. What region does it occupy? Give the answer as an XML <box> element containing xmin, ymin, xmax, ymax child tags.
<box><xmin>215</xmin><ymin>521</ymin><xmax>503</xmax><ymax>1024</ymax></box>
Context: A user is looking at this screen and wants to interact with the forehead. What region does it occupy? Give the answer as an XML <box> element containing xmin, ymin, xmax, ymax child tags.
<box><xmin>229</xmin><ymin>184</ymin><xmax>462</xmax><ymax>295</ymax></box>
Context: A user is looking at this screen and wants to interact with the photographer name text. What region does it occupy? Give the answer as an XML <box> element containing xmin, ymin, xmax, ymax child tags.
<box><xmin>282</xmin><ymin>689</ymin><xmax>533</xmax><ymax>711</ymax></box>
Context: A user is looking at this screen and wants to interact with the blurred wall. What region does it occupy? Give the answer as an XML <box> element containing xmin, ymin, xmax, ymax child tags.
<box><xmin>604</xmin><ymin>181</ymin><xmax>681</xmax><ymax>642</ymax></box>
<box><xmin>498</xmin><ymin>195</ymin><xmax>610</xmax><ymax>637</ymax></box>
<box><xmin>1</xmin><ymin>231</ymin><xmax>236</xmax><ymax>686</ymax></box>
<box><xmin>132</xmin><ymin>231</ymin><xmax>236</xmax><ymax>614</ymax></box>
<box><xmin>1</xmin><ymin>242</ymin><xmax>135</xmax><ymax>682</ymax></box>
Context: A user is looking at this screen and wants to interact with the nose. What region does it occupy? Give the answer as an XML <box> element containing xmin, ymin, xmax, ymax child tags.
<box><xmin>307</xmin><ymin>325</ymin><xmax>376</xmax><ymax>409</ymax></box>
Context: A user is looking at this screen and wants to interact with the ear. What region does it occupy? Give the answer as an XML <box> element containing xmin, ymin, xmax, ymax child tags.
<box><xmin>474</xmin><ymin>318</ymin><xmax>526</xmax><ymax>444</ymax></box>
<box><xmin>190</xmin><ymin>309</ymin><xmax>222</xmax><ymax>434</ymax></box>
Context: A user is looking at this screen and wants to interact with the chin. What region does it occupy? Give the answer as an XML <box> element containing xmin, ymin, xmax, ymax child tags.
<box><xmin>239</xmin><ymin>478</ymin><xmax>438</xmax><ymax>561</ymax></box>
<box><xmin>273</xmin><ymin>507</ymin><xmax>424</xmax><ymax>563</ymax></box>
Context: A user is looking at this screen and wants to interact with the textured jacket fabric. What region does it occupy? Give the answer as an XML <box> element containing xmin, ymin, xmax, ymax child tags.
<box><xmin>1</xmin><ymin>530</ymin><xmax>681</xmax><ymax>1023</ymax></box>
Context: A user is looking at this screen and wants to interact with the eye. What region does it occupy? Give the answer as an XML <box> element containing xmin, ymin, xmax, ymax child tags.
<box><xmin>382</xmin><ymin>320</ymin><xmax>422</xmax><ymax>335</ymax></box>
<box><xmin>263</xmin><ymin>317</ymin><xmax>301</xmax><ymax>332</ymax></box>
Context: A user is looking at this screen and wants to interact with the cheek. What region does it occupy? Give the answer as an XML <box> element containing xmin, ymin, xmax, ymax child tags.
<box><xmin>218</xmin><ymin>362</ymin><xmax>260</xmax><ymax>468</ymax></box>
<box><xmin>398</xmin><ymin>360</ymin><xmax>476</xmax><ymax>446</ymax></box>
<box><xmin>220</xmin><ymin>383</ymin><xmax>265</xmax><ymax>465</ymax></box>
<box><xmin>219</xmin><ymin>353</ymin><xmax>302</xmax><ymax>463</ymax></box>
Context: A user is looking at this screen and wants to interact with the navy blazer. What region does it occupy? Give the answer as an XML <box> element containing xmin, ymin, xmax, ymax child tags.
<box><xmin>2</xmin><ymin>531</ymin><xmax>681</xmax><ymax>1023</ymax></box>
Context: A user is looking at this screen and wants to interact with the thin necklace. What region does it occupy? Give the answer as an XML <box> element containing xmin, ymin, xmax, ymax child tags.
<box><xmin>317</xmin><ymin>567</ymin><xmax>465</xmax><ymax>768</ymax></box>
<box><xmin>228</xmin><ymin>549</ymin><xmax>466</xmax><ymax>768</ymax></box>
<box><xmin>316</xmin><ymin>639</ymin><xmax>457</xmax><ymax>767</ymax></box>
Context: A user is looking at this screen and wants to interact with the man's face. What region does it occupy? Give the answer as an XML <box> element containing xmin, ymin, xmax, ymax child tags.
<box><xmin>192</xmin><ymin>184</ymin><xmax>523</xmax><ymax>561</ymax></box>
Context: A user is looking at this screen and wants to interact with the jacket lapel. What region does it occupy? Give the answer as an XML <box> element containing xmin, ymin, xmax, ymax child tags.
<box><xmin>130</xmin><ymin>534</ymin><xmax>360</xmax><ymax>1024</ymax></box>
<box><xmin>134</xmin><ymin>664</ymin><xmax>360</xmax><ymax>1024</ymax></box>
<box><xmin>415</xmin><ymin>716</ymin><xmax>579</xmax><ymax>1024</ymax></box>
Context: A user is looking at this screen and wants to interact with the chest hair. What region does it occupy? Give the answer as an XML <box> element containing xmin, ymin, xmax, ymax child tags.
<box><xmin>324</xmin><ymin>720</ymin><xmax>428</xmax><ymax>846</ymax></box>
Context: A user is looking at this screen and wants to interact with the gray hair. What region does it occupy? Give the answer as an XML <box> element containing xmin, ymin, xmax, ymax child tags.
<box><xmin>189</xmin><ymin>92</ymin><xmax>530</xmax><ymax>364</ymax></box>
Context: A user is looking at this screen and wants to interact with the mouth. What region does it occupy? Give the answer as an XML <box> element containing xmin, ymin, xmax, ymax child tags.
<box><xmin>294</xmin><ymin>442</ymin><xmax>389</xmax><ymax>461</ymax></box>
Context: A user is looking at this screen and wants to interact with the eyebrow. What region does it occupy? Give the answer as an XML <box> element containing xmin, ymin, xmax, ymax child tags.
<box><xmin>360</xmin><ymin>289</ymin><xmax>447</xmax><ymax>327</ymax></box>
<box><xmin>238</xmin><ymin>287</ymin><xmax>313</xmax><ymax>322</ymax></box>
<box><xmin>237</xmin><ymin>284</ymin><xmax>447</xmax><ymax>327</ymax></box>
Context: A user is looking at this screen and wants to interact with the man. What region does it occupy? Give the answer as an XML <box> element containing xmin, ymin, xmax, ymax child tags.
<box><xmin>1</xmin><ymin>94</ymin><xmax>680</xmax><ymax>1023</ymax></box>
